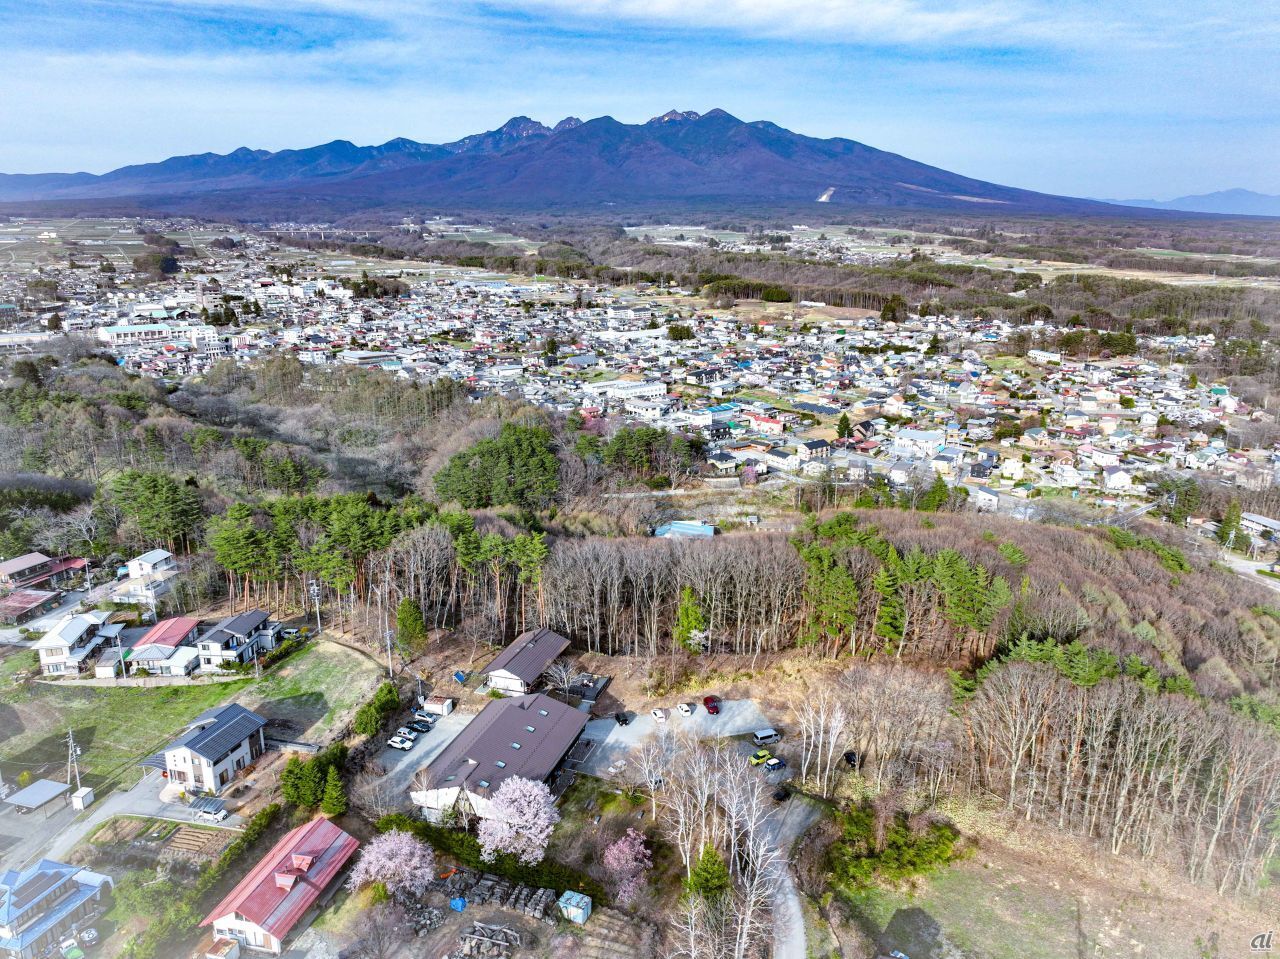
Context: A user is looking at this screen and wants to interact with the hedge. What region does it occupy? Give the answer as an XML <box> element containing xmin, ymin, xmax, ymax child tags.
<box><xmin>376</xmin><ymin>814</ymin><xmax>606</xmax><ymax>902</ymax></box>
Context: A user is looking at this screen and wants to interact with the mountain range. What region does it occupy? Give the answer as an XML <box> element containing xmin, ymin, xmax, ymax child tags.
<box><xmin>0</xmin><ymin>109</ymin><xmax>1229</xmax><ymax>219</ymax></box>
<box><xmin>1108</xmin><ymin>188</ymin><xmax>1280</xmax><ymax>217</ymax></box>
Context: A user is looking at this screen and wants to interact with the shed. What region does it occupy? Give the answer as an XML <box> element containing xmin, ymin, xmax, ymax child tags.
<box><xmin>4</xmin><ymin>778</ymin><xmax>71</xmax><ymax>815</ymax></box>
<box><xmin>558</xmin><ymin>890</ymin><xmax>592</xmax><ymax>925</ymax></box>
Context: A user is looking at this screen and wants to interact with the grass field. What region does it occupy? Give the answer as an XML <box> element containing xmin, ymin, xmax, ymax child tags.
<box><xmin>0</xmin><ymin>651</ymin><xmax>251</xmax><ymax>790</ymax></box>
<box><xmin>233</xmin><ymin>639</ymin><xmax>382</xmax><ymax>742</ymax></box>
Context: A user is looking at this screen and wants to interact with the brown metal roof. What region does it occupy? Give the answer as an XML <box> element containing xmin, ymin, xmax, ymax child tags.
<box><xmin>417</xmin><ymin>693</ymin><xmax>586</xmax><ymax>797</ymax></box>
<box><xmin>483</xmin><ymin>628</ymin><xmax>570</xmax><ymax>684</ymax></box>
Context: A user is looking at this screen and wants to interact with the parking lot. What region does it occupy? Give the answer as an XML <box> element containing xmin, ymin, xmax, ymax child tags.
<box><xmin>577</xmin><ymin>698</ymin><xmax>775</xmax><ymax>781</ymax></box>
<box><xmin>376</xmin><ymin>710</ymin><xmax>473</xmax><ymax>805</ymax></box>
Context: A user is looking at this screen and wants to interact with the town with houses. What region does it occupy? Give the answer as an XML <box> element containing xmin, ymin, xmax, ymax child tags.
<box><xmin>0</xmin><ymin>216</ymin><xmax>1278</xmax><ymax>959</ymax></box>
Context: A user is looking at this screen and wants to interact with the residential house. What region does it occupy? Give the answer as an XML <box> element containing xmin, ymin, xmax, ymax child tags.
<box><xmin>0</xmin><ymin>553</ymin><xmax>84</xmax><ymax>592</ymax></box>
<box><xmin>197</xmin><ymin>611</ymin><xmax>281</xmax><ymax>669</ymax></box>
<box><xmin>972</xmin><ymin>486</ymin><xmax>1001</xmax><ymax>512</ymax></box>
<box><xmin>1102</xmin><ymin>466</ymin><xmax>1135</xmax><ymax>491</ymax></box>
<box><xmin>0</xmin><ymin>859</ymin><xmax>113</xmax><ymax>959</ymax></box>
<box><xmin>34</xmin><ymin>611</ymin><xmax>117</xmax><ymax>676</ymax></box>
<box><xmin>158</xmin><ymin>703</ymin><xmax>267</xmax><ymax>795</ymax></box>
<box><xmin>112</xmin><ymin>549</ymin><xmax>179</xmax><ymax>606</ymax></box>
<box><xmin>484</xmin><ymin>628</ymin><xmax>571</xmax><ymax>696</ymax></box>
<box><xmin>410</xmin><ymin>693</ymin><xmax>587</xmax><ymax>822</ymax></box>
<box><xmin>0</xmin><ymin>590</ymin><xmax>61</xmax><ymax>626</ymax></box>
<box><xmin>128</xmin><ymin>616</ymin><xmax>201</xmax><ymax>677</ymax></box>
<box><xmin>200</xmin><ymin>818</ymin><xmax>358</xmax><ymax>955</ymax></box>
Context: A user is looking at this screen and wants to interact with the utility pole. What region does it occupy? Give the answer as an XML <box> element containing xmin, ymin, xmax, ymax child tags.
<box><xmin>308</xmin><ymin>579</ymin><xmax>322</xmax><ymax>635</ymax></box>
<box><xmin>384</xmin><ymin>629</ymin><xmax>395</xmax><ymax>681</ymax></box>
<box><xmin>66</xmin><ymin>729</ymin><xmax>82</xmax><ymax>791</ymax></box>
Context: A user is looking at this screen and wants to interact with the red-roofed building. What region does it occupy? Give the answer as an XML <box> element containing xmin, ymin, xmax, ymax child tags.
<box><xmin>136</xmin><ymin>616</ymin><xmax>200</xmax><ymax>648</ymax></box>
<box><xmin>200</xmin><ymin>818</ymin><xmax>359</xmax><ymax>955</ymax></box>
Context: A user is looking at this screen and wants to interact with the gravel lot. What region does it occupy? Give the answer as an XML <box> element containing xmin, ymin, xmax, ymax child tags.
<box><xmin>376</xmin><ymin>710</ymin><xmax>474</xmax><ymax>805</ymax></box>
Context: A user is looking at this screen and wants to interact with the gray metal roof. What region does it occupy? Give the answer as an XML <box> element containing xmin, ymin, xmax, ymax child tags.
<box><xmin>168</xmin><ymin>703</ymin><xmax>266</xmax><ymax>762</ymax></box>
<box><xmin>207</xmin><ymin>609</ymin><xmax>269</xmax><ymax>639</ymax></box>
<box><xmin>4</xmin><ymin>779</ymin><xmax>70</xmax><ymax>810</ymax></box>
<box><xmin>483</xmin><ymin>628</ymin><xmax>570</xmax><ymax>684</ymax></box>
<box><xmin>418</xmin><ymin>693</ymin><xmax>586</xmax><ymax>797</ymax></box>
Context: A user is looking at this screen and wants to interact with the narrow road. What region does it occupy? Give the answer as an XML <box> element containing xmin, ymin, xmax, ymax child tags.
<box><xmin>766</xmin><ymin>796</ymin><xmax>822</xmax><ymax>959</ymax></box>
<box><xmin>1219</xmin><ymin>552</ymin><xmax>1280</xmax><ymax>595</ymax></box>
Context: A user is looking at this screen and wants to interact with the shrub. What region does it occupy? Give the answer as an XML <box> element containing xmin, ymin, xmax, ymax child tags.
<box><xmin>828</xmin><ymin>802</ymin><xmax>961</xmax><ymax>890</ymax></box>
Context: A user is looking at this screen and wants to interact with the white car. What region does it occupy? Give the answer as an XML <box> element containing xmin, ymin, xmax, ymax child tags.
<box><xmin>394</xmin><ymin>727</ymin><xmax>419</xmax><ymax>741</ymax></box>
<box><xmin>676</xmin><ymin>703</ymin><xmax>694</xmax><ymax>718</ymax></box>
<box><xmin>197</xmin><ymin>808</ymin><xmax>229</xmax><ymax>823</ymax></box>
<box><xmin>281</xmin><ymin>627</ymin><xmax>302</xmax><ymax>638</ymax></box>
<box><xmin>651</xmin><ymin>707</ymin><xmax>667</xmax><ymax>722</ymax></box>
<box><xmin>387</xmin><ymin>735</ymin><xmax>415</xmax><ymax>751</ymax></box>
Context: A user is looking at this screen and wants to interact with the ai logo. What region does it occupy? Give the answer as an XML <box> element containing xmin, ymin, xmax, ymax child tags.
<box><xmin>1252</xmin><ymin>931</ymin><xmax>1275</xmax><ymax>952</ymax></box>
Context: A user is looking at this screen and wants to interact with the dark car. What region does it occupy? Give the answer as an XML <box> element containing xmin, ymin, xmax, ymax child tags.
<box><xmin>702</xmin><ymin>695</ymin><xmax>722</xmax><ymax>715</ymax></box>
<box><xmin>615</xmin><ymin>711</ymin><xmax>631</xmax><ymax>726</ymax></box>
<box><xmin>843</xmin><ymin>749</ymin><xmax>860</xmax><ymax>769</ymax></box>
<box><xmin>772</xmin><ymin>786</ymin><xmax>791</xmax><ymax>802</ymax></box>
<box><xmin>406</xmin><ymin>720</ymin><xmax>433</xmax><ymax>734</ymax></box>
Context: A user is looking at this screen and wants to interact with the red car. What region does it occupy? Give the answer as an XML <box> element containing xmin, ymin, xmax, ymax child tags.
<box><xmin>703</xmin><ymin>695</ymin><xmax>722</xmax><ymax>715</ymax></box>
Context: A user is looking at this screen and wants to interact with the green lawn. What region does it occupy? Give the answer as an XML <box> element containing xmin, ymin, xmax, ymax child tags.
<box><xmin>233</xmin><ymin>640</ymin><xmax>382</xmax><ymax>741</ymax></box>
<box><xmin>0</xmin><ymin>672</ymin><xmax>251</xmax><ymax>791</ymax></box>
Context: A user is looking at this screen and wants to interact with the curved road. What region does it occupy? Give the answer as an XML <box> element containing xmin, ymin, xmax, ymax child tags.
<box><xmin>767</xmin><ymin>796</ymin><xmax>822</xmax><ymax>959</ymax></box>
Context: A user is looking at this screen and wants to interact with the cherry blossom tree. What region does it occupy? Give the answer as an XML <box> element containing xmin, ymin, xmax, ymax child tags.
<box><xmin>346</xmin><ymin>829</ymin><xmax>437</xmax><ymax>899</ymax></box>
<box><xmin>602</xmin><ymin>827</ymin><xmax>652</xmax><ymax>905</ymax></box>
<box><xmin>477</xmin><ymin>776</ymin><xmax>560</xmax><ymax>865</ymax></box>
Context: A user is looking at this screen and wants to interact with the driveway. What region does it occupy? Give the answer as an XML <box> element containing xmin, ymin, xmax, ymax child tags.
<box><xmin>0</xmin><ymin>768</ymin><xmax>243</xmax><ymax>871</ymax></box>
<box><xmin>578</xmin><ymin>698</ymin><xmax>773</xmax><ymax>780</ymax></box>
<box><xmin>765</xmin><ymin>796</ymin><xmax>822</xmax><ymax>959</ymax></box>
<box><xmin>376</xmin><ymin>711</ymin><xmax>473</xmax><ymax>806</ymax></box>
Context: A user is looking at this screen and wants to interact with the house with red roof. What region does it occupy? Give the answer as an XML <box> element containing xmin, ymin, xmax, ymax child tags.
<box><xmin>128</xmin><ymin>616</ymin><xmax>201</xmax><ymax>676</ymax></box>
<box><xmin>200</xmin><ymin>818</ymin><xmax>359</xmax><ymax>955</ymax></box>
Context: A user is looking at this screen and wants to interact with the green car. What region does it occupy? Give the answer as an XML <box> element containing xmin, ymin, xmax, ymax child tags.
<box><xmin>60</xmin><ymin>940</ymin><xmax>85</xmax><ymax>959</ymax></box>
<box><xmin>748</xmin><ymin>749</ymin><xmax>773</xmax><ymax>766</ymax></box>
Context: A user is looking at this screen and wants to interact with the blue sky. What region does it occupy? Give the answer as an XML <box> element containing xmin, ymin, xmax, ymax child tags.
<box><xmin>2</xmin><ymin>0</ymin><xmax>1278</xmax><ymax>198</ymax></box>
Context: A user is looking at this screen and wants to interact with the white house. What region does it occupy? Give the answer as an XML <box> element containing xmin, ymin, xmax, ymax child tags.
<box><xmin>33</xmin><ymin>611</ymin><xmax>116</xmax><ymax>676</ymax></box>
<box><xmin>159</xmin><ymin>703</ymin><xmax>267</xmax><ymax>795</ymax></box>
<box><xmin>483</xmin><ymin>628</ymin><xmax>570</xmax><ymax>695</ymax></box>
<box><xmin>197</xmin><ymin>611</ymin><xmax>281</xmax><ymax>669</ymax></box>
<box><xmin>112</xmin><ymin>548</ymin><xmax>179</xmax><ymax>606</ymax></box>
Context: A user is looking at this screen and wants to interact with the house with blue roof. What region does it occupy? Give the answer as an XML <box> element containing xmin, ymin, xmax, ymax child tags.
<box><xmin>0</xmin><ymin>859</ymin><xmax>111</xmax><ymax>959</ymax></box>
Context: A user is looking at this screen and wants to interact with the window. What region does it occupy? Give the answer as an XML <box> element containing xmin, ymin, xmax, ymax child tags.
<box><xmin>538</xmin><ymin>709</ymin><xmax>549</xmax><ymax>716</ymax></box>
<box><xmin>477</xmin><ymin>780</ymin><xmax>490</xmax><ymax>788</ymax></box>
<box><xmin>495</xmin><ymin>761</ymin><xmax>506</xmax><ymax>768</ymax></box>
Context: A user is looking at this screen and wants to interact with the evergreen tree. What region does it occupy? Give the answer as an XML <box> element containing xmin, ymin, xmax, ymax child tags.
<box><xmin>296</xmin><ymin>758</ymin><xmax>324</xmax><ymax>808</ymax></box>
<box><xmin>1217</xmin><ymin>499</ymin><xmax>1244</xmax><ymax>549</ymax></box>
<box><xmin>396</xmin><ymin>597</ymin><xmax>428</xmax><ymax>653</ymax></box>
<box><xmin>321</xmin><ymin>765</ymin><xmax>347</xmax><ymax>816</ymax></box>
<box><xmin>685</xmin><ymin>845</ymin><xmax>731</xmax><ymax>902</ymax></box>
<box><xmin>674</xmin><ymin>586</ymin><xmax>708</xmax><ymax>653</ymax></box>
<box><xmin>836</xmin><ymin>413</ymin><xmax>852</xmax><ymax>439</ymax></box>
<box><xmin>918</xmin><ymin>473</ymin><xmax>951</xmax><ymax>512</ymax></box>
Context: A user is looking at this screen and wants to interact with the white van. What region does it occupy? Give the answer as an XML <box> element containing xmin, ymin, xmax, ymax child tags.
<box><xmin>752</xmin><ymin>728</ymin><xmax>781</xmax><ymax>746</ymax></box>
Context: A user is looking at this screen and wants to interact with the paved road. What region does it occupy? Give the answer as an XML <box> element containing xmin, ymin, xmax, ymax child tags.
<box><xmin>0</xmin><ymin>768</ymin><xmax>243</xmax><ymax>872</ymax></box>
<box><xmin>376</xmin><ymin>711</ymin><xmax>473</xmax><ymax>807</ymax></box>
<box><xmin>1219</xmin><ymin>552</ymin><xmax>1280</xmax><ymax>595</ymax></box>
<box><xmin>578</xmin><ymin>698</ymin><xmax>773</xmax><ymax>780</ymax></box>
<box><xmin>765</xmin><ymin>796</ymin><xmax>822</xmax><ymax>959</ymax></box>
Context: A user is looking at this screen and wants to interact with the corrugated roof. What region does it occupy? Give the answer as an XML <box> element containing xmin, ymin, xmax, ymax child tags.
<box><xmin>0</xmin><ymin>553</ymin><xmax>50</xmax><ymax>577</ymax></box>
<box><xmin>4</xmin><ymin>779</ymin><xmax>71</xmax><ymax>810</ymax></box>
<box><xmin>168</xmin><ymin>703</ymin><xmax>266</xmax><ymax>762</ymax></box>
<box><xmin>138</xmin><ymin>616</ymin><xmax>200</xmax><ymax>648</ymax></box>
<box><xmin>483</xmin><ymin>628</ymin><xmax>569</xmax><ymax>684</ymax></box>
<box><xmin>417</xmin><ymin>692</ymin><xmax>586</xmax><ymax>797</ymax></box>
<box><xmin>201</xmin><ymin>818</ymin><xmax>358</xmax><ymax>940</ymax></box>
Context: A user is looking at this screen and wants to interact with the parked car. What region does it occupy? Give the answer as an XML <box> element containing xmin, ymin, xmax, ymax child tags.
<box><xmin>676</xmin><ymin>702</ymin><xmax>693</xmax><ymax>718</ymax></box>
<box><xmin>196</xmin><ymin>807</ymin><xmax>229</xmax><ymax>823</ymax></box>
<box><xmin>281</xmin><ymin>627</ymin><xmax>302</xmax><ymax>638</ymax></box>
<box><xmin>394</xmin><ymin>727</ymin><xmax>419</xmax><ymax>741</ymax></box>
<box><xmin>387</xmin><ymin>735</ymin><xmax>415</xmax><ymax>751</ymax></box>
<box><xmin>703</xmin><ymin>695</ymin><xmax>722</xmax><ymax>715</ymax></box>
<box><xmin>615</xmin><ymin>711</ymin><xmax>631</xmax><ymax>726</ymax></box>
<box><xmin>749</xmin><ymin>749</ymin><xmax>773</xmax><ymax>766</ymax></box>
<box><xmin>59</xmin><ymin>940</ymin><xmax>84</xmax><ymax>959</ymax></box>
<box><xmin>406</xmin><ymin>720</ymin><xmax>432</xmax><ymax>734</ymax></box>
<box><xmin>763</xmin><ymin>757</ymin><xmax>788</xmax><ymax>773</ymax></box>
<box><xmin>411</xmin><ymin>710</ymin><xmax>437</xmax><ymax>724</ymax></box>
<box><xmin>752</xmin><ymin>728</ymin><xmax>781</xmax><ymax>746</ymax></box>
<box><xmin>78</xmin><ymin>930</ymin><xmax>98</xmax><ymax>946</ymax></box>
<box><xmin>889</xmin><ymin>952</ymin><xmax>910</xmax><ymax>959</ymax></box>
<box><xmin>651</xmin><ymin>707</ymin><xmax>667</xmax><ymax>723</ymax></box>
<box><xmin>772</xmin><ymin>786</ymin><xmax>791</xmax><ymax>803</ymax></box>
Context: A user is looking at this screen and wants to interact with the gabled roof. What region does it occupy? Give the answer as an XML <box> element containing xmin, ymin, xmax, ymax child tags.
<box><xmin>416</xmin><ymin>692</ymin><xmax>586</xmax><ymax>797</ymax></box>
<box><xmin>167</xmin><ymin>703</ymin><xmax>266</xmax><ymax>762</ymax></box>
<box><xmin>133</xmin><ymin>548</ymin><xmax>173</xmax><ymax>566</ymax></box>
<box><xmin>0</xmin><ymin>553</ymin><xmax>50</xmax><ymax>577</ymax></box>
<box><xmin>137</xmin><ymin>616</ymin><xmax>200</xmax><ymax>649</ymax></box>
<box><xmin>201</xmin><ymin>818</ymin><xmax>358</xmax><ymax>940</ymax></box>
<box><xmin>207</xmin><ymin>609</ymin><xmax>269</xmax><ymax>639</ymax></box>
<box><xmin>483</xmin><ymin>628</ymin><xmax>569</xmax><ymax>684</ymax></box>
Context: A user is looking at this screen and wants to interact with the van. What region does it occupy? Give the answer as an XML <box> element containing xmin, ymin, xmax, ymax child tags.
<box><xmin>752</xmin><ymin>728</ymin><xmax>781</xmax><ymax>746</ymax></box>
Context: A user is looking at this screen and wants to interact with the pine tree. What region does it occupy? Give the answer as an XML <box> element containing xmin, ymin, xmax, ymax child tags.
<box><xmin>296</xmin><ymin>759</ymin><xmax>324</xmax><ymax>808</ymax></box>
<box><xmin>836</xmin><ymin>412</ymin><xmax>852</xmax><ymax>439</ymax></box>
<box><xmin>674</xmin><ymin>586</ymin><xmax>708</xmax><ymax>653</ymax></box>
<box><xmin>685</xmin><ymin>845</ymin><xmax>731</xmax><ymax>902</ymax></box>
<box><xmin>1217</xmin><ymin>499</ymin><xmax>1243</xmax><ymax>548</ymax></box>
<box><xmin>280</xmin><ymin>756</ymin><xmax>305</xmax><ymax>806</ymax></box>
<box><xmin>396</xmin><ymin>597</ymin><xmax>428</xmax><ymax>653</ymax></box>
<box><xmin>321</xmin><ymin>765</ymin><xmax>347</xmax><ymax>816</ymax></box>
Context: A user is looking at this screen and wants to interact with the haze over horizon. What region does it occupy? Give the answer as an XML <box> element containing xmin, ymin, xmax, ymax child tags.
<box><xmin>5</xmin><ymin>0</ymin><xmax>1279</xmax><ymax>201</ymax></box>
